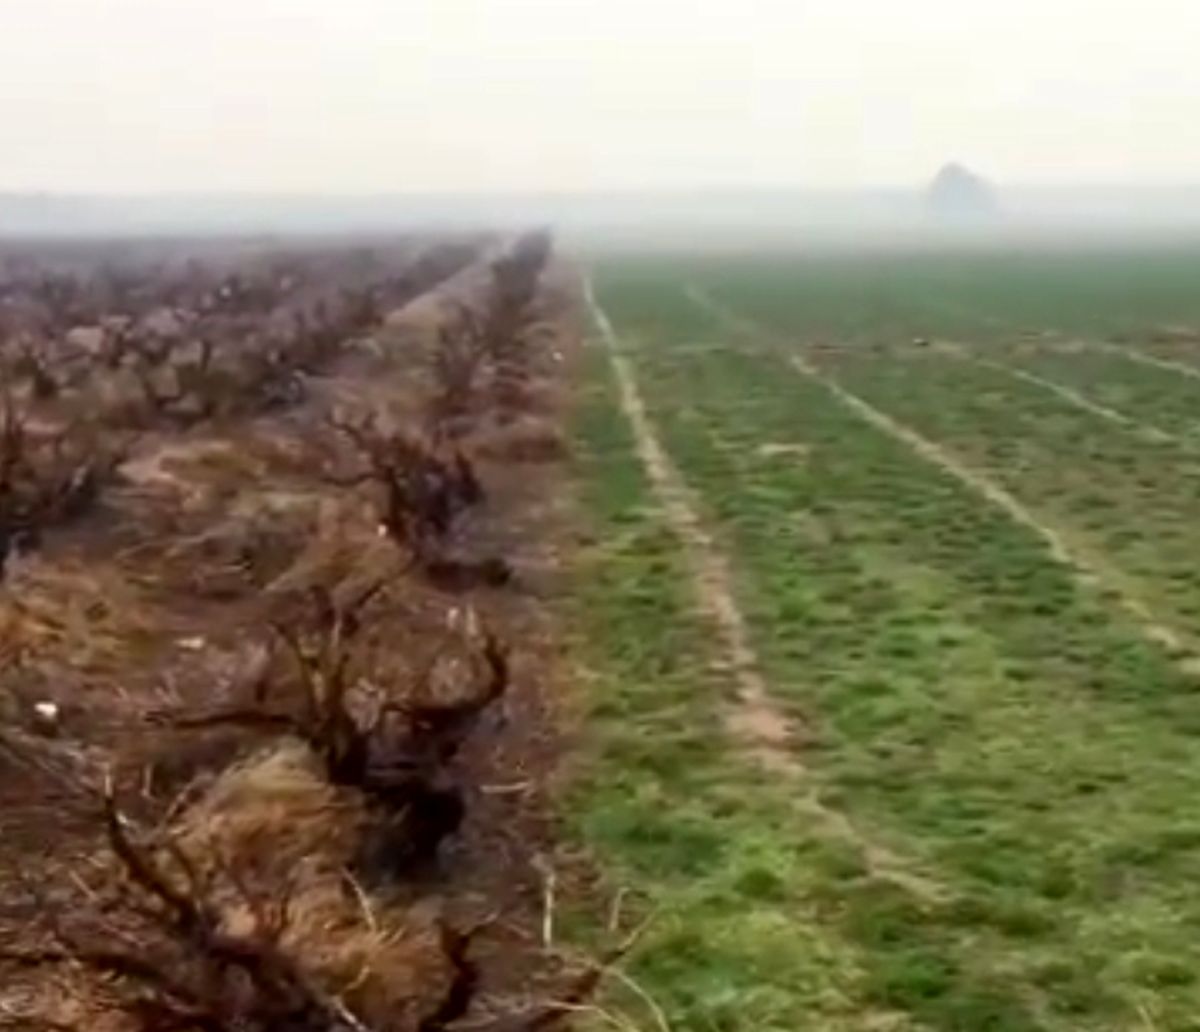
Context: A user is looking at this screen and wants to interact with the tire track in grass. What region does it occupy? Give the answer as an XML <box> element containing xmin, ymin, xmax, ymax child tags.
<box><xmin>683</xmin><ymin>282</ymin><xmax>760</xmax><ymax>338</ymax></box>
<box><xmin>588</xmin><ymin>278</ymin><xmax>948</xmax><ymax>904</ymax></box>
<box><xmin>591</xmin><ymin>291</ymin><xmax>801</xmax><ymax>774</ymax></box>
<box><xmin>998</xmin><ymin>338</ymin><xmax>1200</xmax><ymax>444</ymax></box>
<box><xmin>611</xmin><ymin>340</ymin><xmax>798</xmax><ymax>774</ymax></box>
<box><xmin>684</xmin><ymin>283</ymin><xmax>1198</xmax><ymax>665</ymax></box>
<box><xmin>582</xmin><ymin>272</ymin><xmax>614</xmax><ymax>346</ymax></box>
<box><xmin>572</xmin><ymin>343</ymin><xmax>936</xmax><ymax>1032</ymax></box>
<box><xmin>960</xmin><ymin>354</ymin><xmax>1175</xmax><ymax>443</ymax></box>
<box><xmin>1090</xmin><ymin>339</ymin><xmax>1200</xmax><ymax>382</ymax></box>
<box><xmin>792</xmin><ymin>350</ymin><xmax>1079</xmax><ymax>569</ymax></box>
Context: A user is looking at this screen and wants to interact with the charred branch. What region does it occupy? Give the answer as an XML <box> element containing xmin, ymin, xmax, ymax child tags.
<box><xmin>325</xmin><ymin>412</ymin><xmax>486</xmax><ymax>573</ymax></box>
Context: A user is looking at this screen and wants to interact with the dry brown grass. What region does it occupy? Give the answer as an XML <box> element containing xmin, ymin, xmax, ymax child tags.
<box><xmin>0</xmin><ymin>555</ymin><xmax>158</xmax><ymax>676</ymax></box>
<box><xmin>0</xmin><ymin>745</ymin><xmax>460</xmax><ymax>1031</ymax></box>
<box><xmin>472</xmin><ymin>415</ymin><xmax>570</xmax><ymax>464</ymax></box>
<box><xmin>175</xmin><ymin>744</ymin><xmax>457</xmax><ymax>1028</ymax></box>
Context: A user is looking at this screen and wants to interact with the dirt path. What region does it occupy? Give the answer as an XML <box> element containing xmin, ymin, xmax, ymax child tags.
<box><xmin>793</xmin><ymin>351</ymin><xmax>1082</xmax><ymax>568</ymax></box>
<box><xmin>789</xmin><ymin>355</ymin><xmax>1192</xmax><ymax>661</ymax></box>
<box><xmin>1090</xmin><ymin>339</ymin><xmax>1200</xmax><ymax>382</ymax></box>
<box><xmin>683</xmin><ymin>284</ymin><xmax>1199</xmax><ymax>669</ymax></box>
<box><xmin>599</xmin><ymin>330</ymin><xmax>795</xmax><ymax>774</ymax></box>
<box><xmin>588</xmin><ymin>279</ymin><xmax>947</xmax><ymax>903</ymax></box>
<box><xmin>582</xmin><ymin>275</ymin><xmax>613</xmax><ymax>346</ymax></box>
<box><xmin>682</xmin><ymin>282</ymin><xmax>758</xmax><ymax>336</ymax></box>
<box><xmin>966</xmin><ymin>355</ymin><xmax>1174</xmax><ymax>442</ymax></box>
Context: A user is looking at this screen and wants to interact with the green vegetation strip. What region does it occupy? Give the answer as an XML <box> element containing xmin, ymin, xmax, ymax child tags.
<box><xmin>811</xmin><ymin>349</ymin><xmax>1200</xmax><ymax>646</ymax></box>
<box><xmin>588</xmin><ymin>278</ymin><xmax>1200</xmax><ymax>1030</ymax></box>
<box><xmin>567</xmin><ymin>346</ymin><xmax>890</xmax><ymax>1032</ymax></box>
<box><xmin>659</xmin><ymin>249</ymin><xmax>1200</xmax><ymax>344</ymax></box>
<box><xmin>1002</xmin><ymin>343</ymin><xmax>1200</xmax><ymax>441</ymax></box>
<box><xmin>573</xmin><ymin>329</ymin><xmax>1045</xmax><ymax>1030</ymax></box>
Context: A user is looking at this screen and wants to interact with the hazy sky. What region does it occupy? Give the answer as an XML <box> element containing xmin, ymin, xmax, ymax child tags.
<box><xmin>3</xmin><ymin>0</ymin><xmax>1200</xmax><ymax>194</ymax></box>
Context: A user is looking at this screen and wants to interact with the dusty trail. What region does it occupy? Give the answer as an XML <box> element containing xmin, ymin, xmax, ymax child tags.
<box><xmin>1090</xmin><ymin>340</ymin><xmax>1200</xmax><ymax>382</ymax></box>
<box><xmin>588</xmin><ymin>278</ymin><xmax>947</xmax><ymax>903</ymax></box>
<box><xmin>582</xmin><ymin>274</ymin><xmax>614</xmax><ymax>346</ymax></box>
<box><xmin>683</xmin><ymin>282</ymin><xmax>759</xmax><ymax>336</ymax></box>
<box><xmin>791</xmin><ymin>351</ymin><xmax>1081</xmax><ymax>568</ymax></box>
<box><xmin>788</xmin><ymin>352</ymin><xmax>1194</xmax><ymax>659</ymax></box>
<box><xmin>965</xmin><ymin>355</ymin><xmax>1174</xmax><ymax>442</ymax></box>
<box><xmin>682</xmin><ymin>284</ymin><xmax>1197</xmax><ymax>665</ymax></box>
<box><xmin>691</xmin><ymin>279</ymin><xmax>1171</xmax><ymax>441</ymax></box>
<box><xmin>594</xmin><ymin>309</ymin><xmax>795</xmax><ymax>772</ymax></box>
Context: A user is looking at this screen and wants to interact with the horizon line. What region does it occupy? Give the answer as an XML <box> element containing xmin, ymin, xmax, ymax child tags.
<box><xmin>5</xmin><ymin>182</ymin><xmax>1200</xmax><ymax>200</ymax></box>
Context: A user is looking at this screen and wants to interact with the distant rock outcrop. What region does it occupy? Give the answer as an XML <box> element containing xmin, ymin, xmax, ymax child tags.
<box><xmin>926</xmin><ymin>163</ymin><xmax>998</xmax><ymax>221</ymax></box>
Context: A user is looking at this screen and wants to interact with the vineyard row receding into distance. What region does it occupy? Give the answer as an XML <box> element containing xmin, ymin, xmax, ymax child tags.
<box><xmin>0</xmin><ymin>231</ymin><xmax>637</xmax><ymax>1032</ymax></box>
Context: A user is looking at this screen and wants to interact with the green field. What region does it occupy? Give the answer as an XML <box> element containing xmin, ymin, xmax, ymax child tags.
<box><xmin>569</xmin><ymin>248</ymin><xmax>1200</xmax><ymax>1031</ymax></box>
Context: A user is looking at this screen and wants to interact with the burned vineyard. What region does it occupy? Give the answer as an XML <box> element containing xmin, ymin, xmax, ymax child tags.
<box><xmin>0</xmin><ymin>233</ymin><xmax>593</xmax><ymax>1031</ymax></box>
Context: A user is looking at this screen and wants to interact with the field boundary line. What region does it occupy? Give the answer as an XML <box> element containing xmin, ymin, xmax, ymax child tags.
<box><xmin>683</xmin><ymin>282</ymin><xmax>762</xmax><ymax>337</ymax></box>
<box><xmin>589</xmin><ymin>278</ymin><xmax>948</xmax><ymax>903</ymax></box>
<box><xmin>962</xmin><ymin>354</ymin><xmax>1174</xmax><ymax>442</ymax></box>
<box><xmin>590</xmin><ymin>287</ymin><xmax>800</xmax><ymax>773</ymax></box>
<box><xmin>792</xmin><ymin>351</ymin><xmax>1081</xmax><ymax>565</ymax></box>
<box><xmin>1087</xmin><ymin>340</ymin><xmax>1200</xmax><ymax>382</ymax></box>
<box><xmin>682</xmin><ymin>283</ymin><xmax>1197</xmax><ymax>665</ymax></box>
<box><xmin>582</xmin><ymin>273</ymin><xmax>613</xmax><ymax>346</ymax></box>
<box><xmin>689</xmin><ymin>279</ymin><xmax>1172</xmax><ymax>441</ymax></box>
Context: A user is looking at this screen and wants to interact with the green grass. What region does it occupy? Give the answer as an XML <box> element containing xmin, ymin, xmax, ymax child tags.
<box><xmin>621</xmin><ymin>247</ymin><xmax>1200</xmax><ymax>345</ymax></box>
<box><xmin>566</xmin><ymin>346</ymin><xmax>877</xmax><ymax>1031</ymax></box>
<box><xmin>568</xmin><ymin>349</ymin><xmax>1061</xmax><ymax>1030</ymax></box>
<box><xmin>805</xmin><ymin>348</ymin><xmax>1200</xmax><ymax>638</ymax></box>
<box><xmin>567</xmin><ymin>247</ymin><xmax>1200</xmax><ymax>1030</ymax></box>
<box><xmin>999</xmin><ymin>344</ymin><xmax>1200</xmax><ymax>441</ymax></box>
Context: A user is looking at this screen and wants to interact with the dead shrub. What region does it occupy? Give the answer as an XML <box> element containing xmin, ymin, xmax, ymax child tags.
<box><xmin>0</xmin><ymin>401</ymin><xmax>126</xmax><ymax>576</ymax></box>
<box><xmin>161</xmin><ymin>582</ymin><xmax>510</xmax><ymax>875</ymax></box>
<box><xmin>0</xmin><ymin>761</ymin><xmax>480</xmax><ymax>1032</ymax></box>
<box><xmin>422</xmin><ymin>233</ymin><xmax>555</xmax><ymax>440</ymax></box>
<box><xmin>323</xmin><ymin>411</ymin><xmax>503</xmax><ymax>584</ymax></box>
<box><xmin>427</xmin><ymin>304</ymin><xmax>490</xmax><ymax>436</ymax></box>
<box><xmin>472</xmin><ymin>416</ymin><xmax>569</xmax><ymax>464</ymax></box>
<box><xmin>482</xmin><ymin>232</ymin><xmax>553</xmax><ymax>414</ymax></box>
<box><xmin>0</xmin><ymin>556</ymin><xmax>156</xmax><ymax>682</ymax></box>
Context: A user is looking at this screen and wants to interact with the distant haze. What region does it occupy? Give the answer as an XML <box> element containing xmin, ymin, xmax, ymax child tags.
<box><xmin>4</xmin><ymin>0</ymin><xmax>1200</xmax><ymax>197</ymax></box>
<box><xmin>7</xmin><ymin>187</ymin><xmax>1200</xmax><ymax>246</ymax></box>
